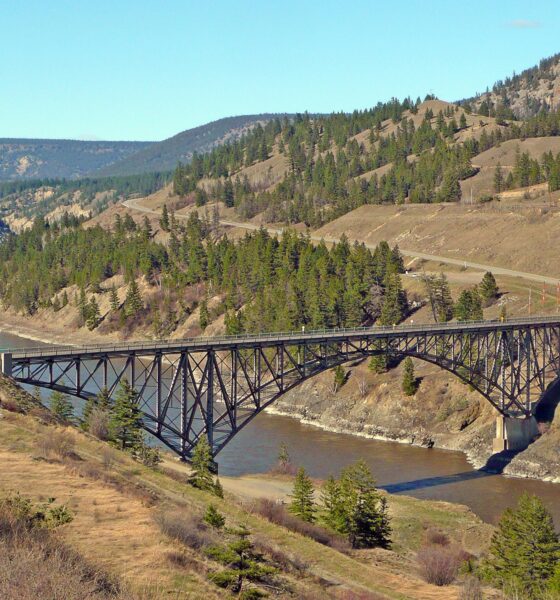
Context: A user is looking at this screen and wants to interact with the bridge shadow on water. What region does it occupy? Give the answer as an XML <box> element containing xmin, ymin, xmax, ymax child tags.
<box><xmin>381</xmin><ymin>450</ymin><xmax>521</xmax><ymax>494</ymax></box>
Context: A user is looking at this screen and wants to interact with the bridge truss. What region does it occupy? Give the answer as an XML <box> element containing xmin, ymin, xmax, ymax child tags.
<box><xmin>3</xmin><ymin>317</ymin><xmax>560</xmax><ymax>460</ymax></box>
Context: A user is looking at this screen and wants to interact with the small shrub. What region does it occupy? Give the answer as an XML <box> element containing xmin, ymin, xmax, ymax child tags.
<box><xmin>0</xmin><ymin>398</ymin><xmax>21</xmax><ymax>413</ymax></box>
<box><xmin>424</xmin><ymin>528</ymin><xmax>450</xmax><ymax>546</ymax></box>
<box><xmin>416</xmin><ymin>544</ymin><xmax>463</xmax><ymax>586</ymax></box>
<box><xmin>459</xmin><ymin>576</ymin><xmax>483</xmax><ymax>600</ymax></box>
<box><xmin>101</xmin><ymin>447</ymin><xmax>116</xmax><ymax>470</ymax></box>
<box><xmin>35</xmin><ymin>431</ymin><xmax>75</xmax><ymax>459</ymax></box>
<box><xmin>88</xmin><ymin>408</ymin><xmax>111</xmax><ymax>441</ymax></box>
<box><xmin>134</xmin><ymin>444</ymin><xmax>162</xmax><ymax>468</ymax></box>
<box><xmin>250</xmin><ymin>498</ymin><xmax>349</xmax><ymax>552</ymax></box>
<box><xmin>154</xmin><ymin>510</ymin><xmax>214</xmax><ymax>550</ymax></box>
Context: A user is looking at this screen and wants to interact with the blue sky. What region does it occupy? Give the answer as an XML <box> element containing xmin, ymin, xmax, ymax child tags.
<box><xmin>1</xmin><ymin>0</ymin><xmax>559</xmax><ymax>141</ymax></box>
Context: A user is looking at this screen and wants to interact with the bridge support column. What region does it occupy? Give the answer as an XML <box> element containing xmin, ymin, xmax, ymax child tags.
<box><xmin>0</xmin><ymin>353</ymin><xmax>12</xmax><ymax>377</ymax></box>
<box><xmin>492</xmin><ymin>415</ymin><xmax>539</xmax><ymax>452</ymax></box>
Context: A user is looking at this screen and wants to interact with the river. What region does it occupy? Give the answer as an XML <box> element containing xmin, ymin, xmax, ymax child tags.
<box><xmin>2</xmin><ymin>330</ymin><xmax>559</xmax><ymax>527</ymax></box>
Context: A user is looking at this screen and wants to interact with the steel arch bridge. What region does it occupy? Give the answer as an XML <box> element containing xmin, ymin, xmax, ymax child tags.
<box><xmin>2</xmin><ymin>316</ymin><xmax>560</xmax><ymax>461</ymax></box>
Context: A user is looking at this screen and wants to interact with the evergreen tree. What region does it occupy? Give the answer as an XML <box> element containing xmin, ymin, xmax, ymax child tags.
<box><xmin>159</xmin><ymin>204</ymin><xmax>170</xmax><ymax>232</ymax></box>
<box><xmin>483</xmin><ymin>493</ymin><xmax>560</xmax><ymax>597</ymax></box>
<box><xmin>339</xmin><ymin>460</ymin><xmax>392</xmax><ymax>549</ymax></box>
<box><xmin>206</xmin><ymin>524</ymin><xmax>275</xmax><ymax>595</ymax></box>
<box><xmin>204</xmin><ymin>504</ymin><xmax>225</xmax><ymax>529</ymax></box>
<box><xmin>479</xmin><ymin>271</ymin><xmax>498</xmax><ymax>306</ymax></box>
<box><xmin>378</xmin><ymin>273</ymin><xmax>407</xmax><ymax>326</ymax></box>
<box><xmin>289</xmin><ymin>467</ymin><xmax>316</xmax><ymax>523</ymax></box>
<box><xmin>455</xmin><ymin>289</ymin><xmax>483</xmax><ymax>321</ymax></box>
<box><xmin>50</xmin><ymin>391</ymin><xmax>74</xmax><ymax>422</ymax></box>
<box><xmin>368</xmin><ymin>353</ymin><xmax>387</xmax><ymax>374</ymax></box>
<box><xmin>86</xmin><ymin>297</ymin><xmax>100</xmax><ymax>330</ymax></box>
<box><xmin>108</xmin><ymin>378</ymin><xmax>143</xmax><ymax>451</ymax></box>
<box><xmin>494</xmin><ymin>163</ymin><xmax>504</xmax><ymax>193</ymax></box>
<box><xmin>321</xmin><ymin>475</ymin><xmax>346</xmax><ymax>532</ymax></box>
<box><xmin>109</xmin><ymin>286</ymin><xmax>120</xmax><ymax>312</ymax></box>
<box><xmin>199</xmin><ymin>298</ymin><xmax>209</xmax><ymax>330</ymax></box>
<box><xmin>125</xmin><ymin>280</ymin><xmax>143</xmax><ymax>317</ymax></box>
<box><xmin>189</xmin><ymin>437</ymin><xmax>216</xmax><ymax>492</ymax></box>
<box><xmin>333</xmin><ymin>364</ymin><xmax>347</xmax><ymax>392</ymax></box>
<box><xmin>402</xmin><ymin>357</ymin><xmax>417</xmax><ymax>396</ymax></box>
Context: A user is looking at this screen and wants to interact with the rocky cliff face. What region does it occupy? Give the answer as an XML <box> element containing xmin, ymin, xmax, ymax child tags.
<box><xmin>269</xmin><ymin>357</ymin><xmax>560</xmax><ymax>482</ymax></box>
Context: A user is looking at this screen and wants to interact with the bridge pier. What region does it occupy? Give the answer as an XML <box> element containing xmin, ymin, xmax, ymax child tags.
<box><xmin>492</xmin><ymin>415</ymin><xmax>539</xmax><ymax>453</ymax></box>
<box><xmin>0</xmin><ymin>353</ymin><xmax>12</xmax><ymax>377</ymax></box>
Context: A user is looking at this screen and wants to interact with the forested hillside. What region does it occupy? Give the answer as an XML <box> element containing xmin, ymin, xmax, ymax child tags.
<box><xmin>0</xmin><ymin>139</ymin><xmax>152</xmax><ymax>180</ymax></box>
<box><xmin>463</xmin><ymin>52</ymin><xmax>560</xmax><ymax>118</ymax></box>
<box><xmin>171</xmin><ymin>97</ymin><xmax>560</xmax><ymax>226</ymax></box>
<box><xmin>0</xmin><ymin>212</ymin><xmax>408</xmax><ymax>338</ymax></box>
<box><xmin>96</xmin><ymin>114</ymin><xmax>291</xmax><ymax>177</ymax></box>
<box><xmin>0</xmin><ymin>172</ymin><xmax>172</xmax><ymax>228</ymax></box>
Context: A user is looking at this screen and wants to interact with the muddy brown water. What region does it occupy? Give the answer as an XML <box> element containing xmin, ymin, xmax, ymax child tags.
<box><xmin>2</xmin><ymin>330</ymin><xmax>559</xmax><ymax>528</ymax></box>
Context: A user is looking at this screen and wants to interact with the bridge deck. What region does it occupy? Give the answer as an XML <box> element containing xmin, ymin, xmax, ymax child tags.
<box><xmin>5</xmin><ymin>315</ymin><xmax>560</xmax><ymax>359</ymax></box>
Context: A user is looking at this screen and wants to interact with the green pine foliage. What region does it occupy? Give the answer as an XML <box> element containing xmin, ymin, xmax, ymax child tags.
<box><xmin>206</xmin><ymin>524</ymin><xmax>276</xmax><ymax>595</ymax></box>
<box><xmin>454</xmin><ymin>289</ymin><xmax>483</xmax><ymax>321</ymax></box>
<box><xmin>0</xmin><ymin>214</ymin><xmax>405</xmax><ymax>335</ymax></box>
<box><xmin>479</xmin><ymin>271</ymin><xmax>498</xmax><ymax>306</ymax></box>
<box><xmin>189</xmin><ymin>437</ymin><xmax>218</xmax><ymax>493</ymax></box>
<box><xmin>289</xmin><ymin>467</ymin><xmax>316</xmax><ymax>523</ymax></box>
<box><xmin>483</xmin><ymin>493</ymin><xmax>560</xmax><ymax>598</ymax></box>
<box><xmin>401</xmin><ymin>357</ymin><xmax>417</xmax><ymax>396</ymax></box>
<box><xmin>333</xmin><ymin>365</ymin><xmax>347</xmax><ymax>392</ymax></box>
<box><xmin>320</xmin><ymin>460</ymin><xmax>391</xmax><ymax>549</ymax></box>
<box><xmin>108</xmin><ymin>378</ymin><xmax>143</xmax><ymax>451</ymax></box>
<box><xmin>49</xmin><ymin>391</ymin><xmax>74</xmax><ymax>423</ymax></box>
<box><xmin>204</xmin><ymin>504</ymin><xmax>226</xmax><ymax>529</ymax></box>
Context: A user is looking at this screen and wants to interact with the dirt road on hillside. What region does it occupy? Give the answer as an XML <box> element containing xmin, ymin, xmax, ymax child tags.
<box><xmin>123</xmin><ymin>198</ymin><xmax>560</xmax><ymax>285</ymax></box>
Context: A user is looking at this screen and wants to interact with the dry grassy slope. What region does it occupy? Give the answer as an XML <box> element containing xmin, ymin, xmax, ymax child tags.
<box><xmin>0</xmin><ymin>378</ymin><xmax>496</xmax><ymax>600</ymax></box>
<box><xmin>314</xmin><ymin>202</ymin><xmax>560</xmax><ymax>278</ymax></box>
<box><xmin>460</xmin><ymin>137</ymin><xmax>560</xmax><ymax>201</ymax></box>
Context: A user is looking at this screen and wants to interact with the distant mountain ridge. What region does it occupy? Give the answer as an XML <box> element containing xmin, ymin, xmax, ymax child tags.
<box><xmin>0</xmin><ymin>138</ymin><xmax>153</xmax><ymax>181</ymax></box>
<box><xmin>0</xmin><ymin>114</ymin><xmax>290</xmax><ymax>181</ymax></box>
<box><xmin>95</xmin><ymin>114</ymin><xmax>290</xmax><ymax>177</ymax></box>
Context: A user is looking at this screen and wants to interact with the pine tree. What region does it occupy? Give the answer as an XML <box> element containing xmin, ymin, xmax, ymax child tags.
<box><xmin>50</xmin><ymin>391</ymin><xmax>74</xmax><ymax>422</ymax></box>
<box><xmin>402</xmin><ymin>357</ymin><xmax>417</xmax><ymax>396</ymax></box>
<box><xmin>125</xmin><ymin>280</ymin><xmax>143</xmax><ymax>317</ymax></box>
<box><xmin>321</xmin><ymin>475</ymin><xmax>346</xmax><ymax>532</ymax></box>
<box><xmin>340</xmin><ymin>460</ymin><xmax>391</xmax><ymax>549</ymax></box>
<box><xmin>109</xmin><ymin>286</ymin><xmax>120</xmax><ymax>312</ymax></box>
<box><xmin>204</xmin><ymin>504</ymin><xmax>225</xmax><ymax>529</ymax></box>
<box><xmin>494</xmin><ymin>163</ymin><xmax>504</xmax><ymax>193</ymax></box>
<box><xmin>199</xmin><ymin>298</ymin><xmax>209</xmax><ymax>330</ymax></box>
<box><xmin>108</xmin><ymin>379</ymin><xmax>143</xmax><ymax>451</ymax></box>
<box><xmin>333</xmin><ymin>364</ymin><xmax>347</xmax><ymax>392</ymax></box>
<box><xmin>479</xmin><ymin>271</ymin><xmax>498</xmax><ymax>306</ymax></box>
<box><xmin>289</xmin><ymin>467</ymin><xmax>316</xmax><ymax>522</ymax></box>
<box><xmin>483</xmin><ymin>493</ymin><xmax>560</xmax><ymax>597</ymax></box>
<box><xmin>159</xmin><ymin>204</ymin><xmax>170</xmax><ymax>232</ymax></box>
<box><xmin>368</xmin><ymin>353</ymin><xmax>387</xmax><ymax>374</ymax></box>
<box><xmin>378</xmin><ymin>273</ymin><xmax>407</xmax><ymax>326</ymax></box>
<box><xmin>189</xmin><ymin>437</ymin><xmax>215</xmax><ymax>492</ymax></box>
<box><xmin>455</xmin><ymin>289</ymin><xmax>483</xmax><ymax>321</ymax></box>
<box><xmin>86</xmin><ymin>297</ymin><xmax>100</xmax><ymax>330</ymax></box>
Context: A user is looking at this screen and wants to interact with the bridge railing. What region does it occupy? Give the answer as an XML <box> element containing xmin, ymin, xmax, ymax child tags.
<box><xmin>7</xmin><ymin>315</ymin><xmax>560</xmax><ymax>359</ymax></box>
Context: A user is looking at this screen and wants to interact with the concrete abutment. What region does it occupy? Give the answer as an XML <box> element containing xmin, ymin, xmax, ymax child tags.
<box><xmin>492</xmin><ymin>414</ymin><xmax>539</xmax><ymax>452</ymax></box>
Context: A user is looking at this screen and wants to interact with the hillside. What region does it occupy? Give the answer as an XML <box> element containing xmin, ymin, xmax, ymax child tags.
<box><xmin>464</xmin><ymin>53</ymin><xmax>560</xmax><ymax>118</ymax></box>
<box><xmin>0</xmin><ymin>139</ymin><xmax>153</xmax><ymax>181</ymax></box>
<box><xmin>94</xmin><ymin>114</ymin><xmax>290</xmax><ymax>177</ymax></box>
<box><xmin>0</xmin><ymin>376</ymin><xmax>497</xmax><ymax>599</ymax></box>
